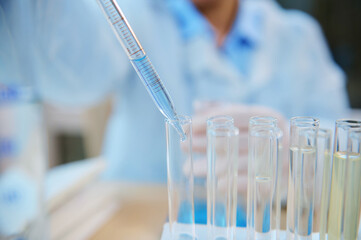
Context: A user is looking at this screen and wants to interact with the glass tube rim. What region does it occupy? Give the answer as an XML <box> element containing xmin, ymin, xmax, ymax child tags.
<box><xmin>165</xmin><ymin>115</ymin><xmax>192</xmax><ymax>125</ymax></box>
<box><xmin>207</xmin><ymin>115</ymin><xmax>234</xmax><ymax>129</ymax></box>
<box><xmin>335</xmin><ymin>119</ymin><xmax>361</xmax><ymax>129</ymax></box>
<box><xmin>208</xmin><ymin>126</ymin><xmax>239</xmax><ymax>137</ymax></box>
<box><xmin>250</xmin><ymin>127</ymin><xmax>282</xmax><ymax>139</ymax></box>
<box><xmin>290</xmin><ymin>116</ymin><xmax>319</xmax><ymax>128</ymax></box>
<box><xmin>249</xmin><ymin>116</ymin><xmax>278</xmax><ymax>127</ymax></box>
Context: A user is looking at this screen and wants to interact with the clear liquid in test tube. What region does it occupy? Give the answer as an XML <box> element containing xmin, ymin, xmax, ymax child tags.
<box><xmin>207</xmin><ymin>116</ymin><xmax>239</xmax><ymax>240</ymax></box>
<box><xmin>247</xmin><ymin>117</ymin><xmax>283</xmax><ymax>240</ymax></box>
<box><xmin>166</xmin><ymin>116</ymin><xmax>196</xmax><ymax>240</ymax></box>
<box><xmin>286</xmin><ymin>117</ymin><xmax>319</xmax><ymax>240</ymax></box>
<box><xmin>314</xmin><ymin>129</ymin><xmax>332</xmax><ymax>239</ymax></box>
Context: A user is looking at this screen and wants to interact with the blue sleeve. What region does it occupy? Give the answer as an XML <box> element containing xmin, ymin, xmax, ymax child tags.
<box><xmin>0</xmin><ymin>1</ymin><xmax>30</xmax><ymax>86</ymax></box>
<box><xmin>1</xmin><ymin>0</ymin><xmax>134</xmax><ymax>107</ymax></box>
<box><xmin>32</xmin><ymin>0</ymin><xmax>135</xmax><ymax>107</ymax></box>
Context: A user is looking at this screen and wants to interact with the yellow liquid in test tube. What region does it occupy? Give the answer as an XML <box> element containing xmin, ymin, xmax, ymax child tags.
<box><xmin>327</xmin><ymin>152</ymin><xmax>361</xmax><ymax>240</ymax></box>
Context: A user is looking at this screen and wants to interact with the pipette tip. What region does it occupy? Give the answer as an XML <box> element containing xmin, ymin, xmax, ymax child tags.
<box><xmin>172</xmin><ymin>122</ymin><xmax>187</xmax><ymax>142</ymax></box>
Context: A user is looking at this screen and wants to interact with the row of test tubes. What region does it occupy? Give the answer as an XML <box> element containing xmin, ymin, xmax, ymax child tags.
<box><xmin>287</xmin><ymin>118</ymin><xmax>361</xmax><ymax>240</ymax></box>
<box><xmin>165</xmin><ymin>116</ymin><xmax>361</xmax><ymax>240</ymax></box>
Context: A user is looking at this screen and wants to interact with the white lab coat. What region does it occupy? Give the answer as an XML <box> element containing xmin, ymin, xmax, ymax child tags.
<box><xmin>0</xmin><ymin>0</ymin><xmax>349</xmax><ymax>182</ymax></box>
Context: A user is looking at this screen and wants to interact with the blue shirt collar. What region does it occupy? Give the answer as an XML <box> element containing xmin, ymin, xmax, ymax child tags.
<box><xmin>165</xmin><ymin>0</ymin><xmax>263</xmax><ymax>47</ymax></box>
<box><xmin>231</xmin><ymin>1</ymin><xmax>264</xmax><ymax>48</ymax></box>
<box><xmin>165</xmin><ymin>0</ymin><xmax>213</xmax><ymax>40</ymax></box>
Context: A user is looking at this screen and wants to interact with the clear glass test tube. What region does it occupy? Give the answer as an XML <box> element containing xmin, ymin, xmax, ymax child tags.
<box><xmin>327</xmin><ymin>120</ymin><xmax>361</xmax><ymax>240</ymax></box>
<box><xmin>207</xmin><ymin>116</ymin><xmax>239</xmax><ymax>240</ymax></box>
<box><xmin>247</xmin><ymin>117</ymin><xmax>283</xmax><ymax>240</ymax></box>
<box><xmin>287</xmin><ymin>117</ymin><xmax>319</xmax><ymax>240</ymax></box>
<box><xmin>314</xmin><ymin>129</ymin><xmax>332</xmax><ymax>239</ymax></box>
<box><xmin>166</xmin><ymin>116</ymin><xmax>196</xmax><ymax>240</ymax></box>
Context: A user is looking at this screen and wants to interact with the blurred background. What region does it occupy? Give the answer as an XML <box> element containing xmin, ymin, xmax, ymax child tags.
<box><xmin>279</xmin><ymin>0</ymin><xmax>361</xmax><ymax>108</ymax></box>
<box><xmin>1</xmin><ymin>0</ymin><xmax>361</xmax><ymax>239</ymax></box>
<box><xmin>49</xmin><ymin>0</ymin><xmax>361</xmax><ymax>167</ymax></box>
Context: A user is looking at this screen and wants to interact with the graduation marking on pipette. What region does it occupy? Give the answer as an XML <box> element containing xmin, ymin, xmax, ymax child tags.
<box><xmin>97</xmin><ymin>0</ymin><xmax>186</xmax><ymax>140</ymax></box>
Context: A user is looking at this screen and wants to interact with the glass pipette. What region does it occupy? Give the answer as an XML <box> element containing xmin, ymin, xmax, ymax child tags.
<box><xmin>96</xmin><ymin>0</ymin><xmax>186</xmax><ymax>140</ymax></box>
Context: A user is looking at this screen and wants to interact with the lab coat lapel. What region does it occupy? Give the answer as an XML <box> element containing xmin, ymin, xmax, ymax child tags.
<box><xmin>183</xmin><ymin>2</ymin><xmax>280</xmax><ymax>104</ymax></box>
<box><xmin>244</xmin><ymin>0</ymin><xmax>283</xmax><ymax>97</ymax></box>
<box><xmin>185</xmin><ymin>35</ymin><xmax>248</xmax><ymax>103</ymax></box>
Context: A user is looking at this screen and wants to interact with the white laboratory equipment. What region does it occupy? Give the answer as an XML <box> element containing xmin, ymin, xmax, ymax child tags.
<box><xmin>0</xmin><ymin>85</ymin><xmax>48</xmax><ymax>239</ymax></box>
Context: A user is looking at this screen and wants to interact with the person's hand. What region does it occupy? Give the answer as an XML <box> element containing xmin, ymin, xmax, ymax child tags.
<box><xmin>191</xmin><ymin>101</ymin><xmax>289</xmax><ymax>198</ymax></box>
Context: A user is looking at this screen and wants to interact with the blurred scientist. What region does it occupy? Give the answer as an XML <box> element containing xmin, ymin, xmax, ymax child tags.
<box><xmin>1</xmin><ymin>0</ymin><xmax>349</xmax><ymax>185</ymax></box>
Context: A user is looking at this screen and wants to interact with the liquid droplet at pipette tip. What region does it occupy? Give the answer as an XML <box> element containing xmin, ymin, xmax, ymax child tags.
<box><xmin>172</xmin><ymin>122</ymin><xmax>187</xmax><ymax>142</ymax></box>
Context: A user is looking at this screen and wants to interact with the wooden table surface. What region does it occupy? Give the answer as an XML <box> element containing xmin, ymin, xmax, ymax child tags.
<box><xmin>89</xmin><ymin>183</ymin><xmax>169</xmax><ymax>240</ymax></box>
<box><xmin>87</xmin><ymin>183</ymin><xmax>288</xmax><ymax>240</ymax></box>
